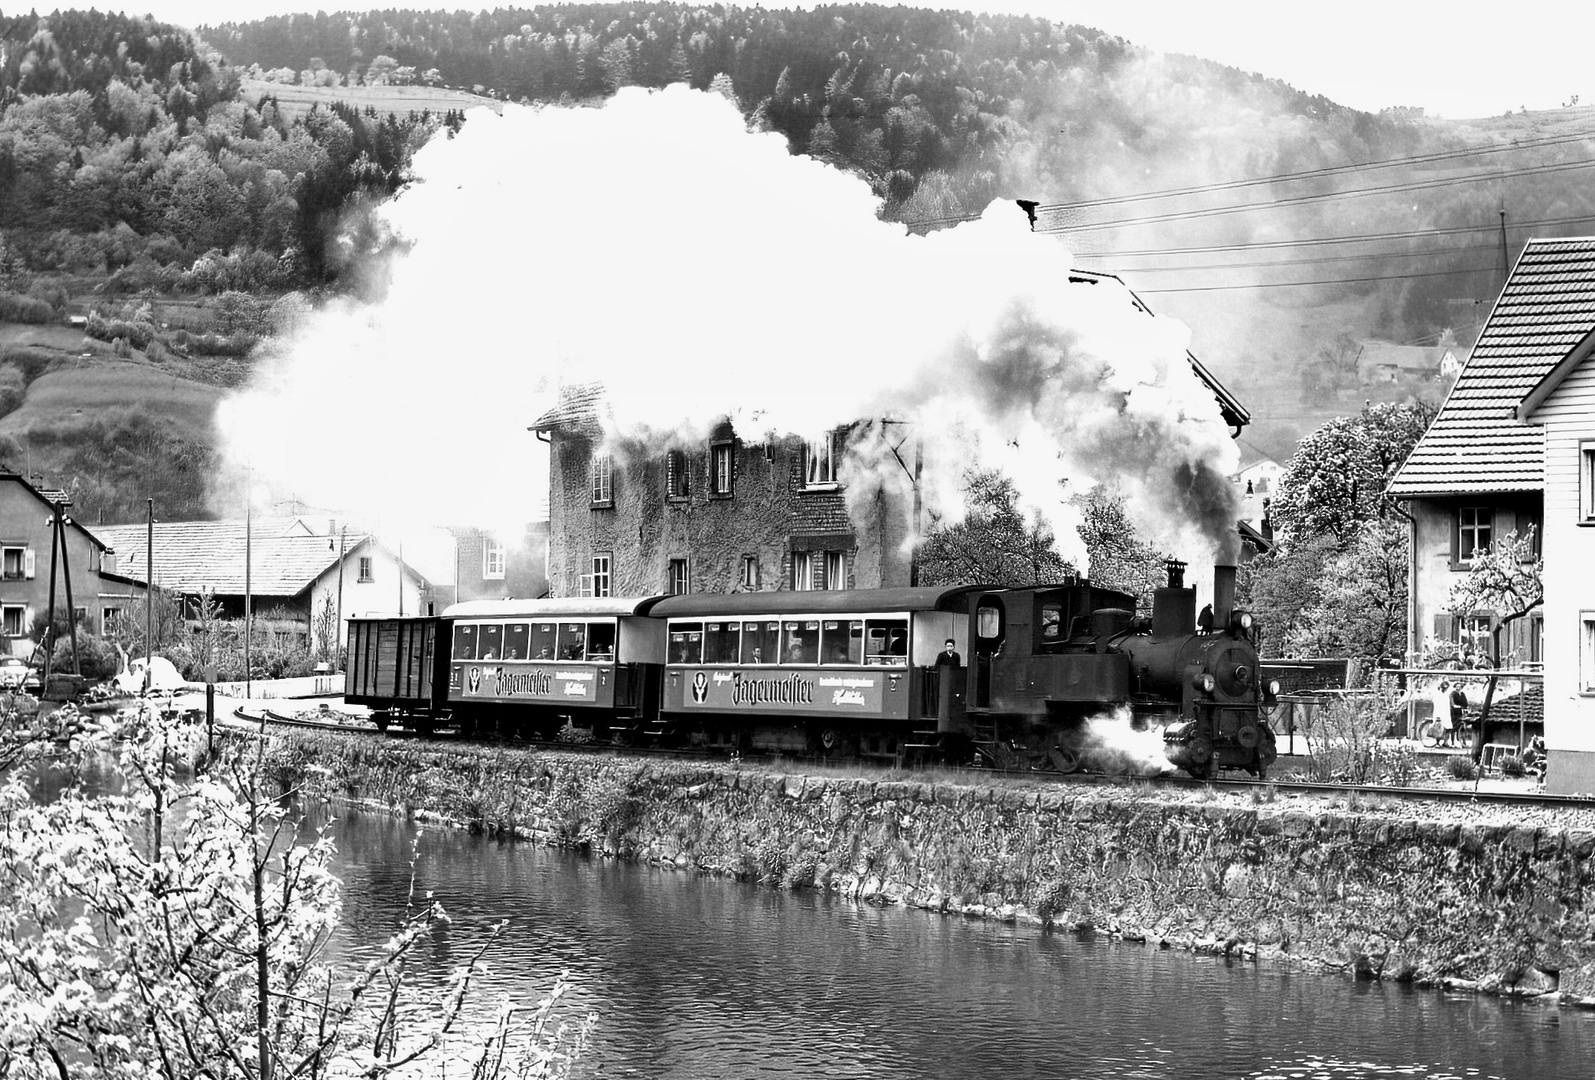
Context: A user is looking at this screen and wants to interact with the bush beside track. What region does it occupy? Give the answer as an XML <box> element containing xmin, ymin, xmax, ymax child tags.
<box><xmin>264</xmin><ymin>730</ymin><xmax>1595</xmax><ymax>1006</ymax></box>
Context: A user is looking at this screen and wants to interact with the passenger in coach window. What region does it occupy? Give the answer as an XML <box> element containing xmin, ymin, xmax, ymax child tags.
<box><xmin>938</xmin><ymin>639</ymin><xmax>962</xmax><ymax>668</ymax></box>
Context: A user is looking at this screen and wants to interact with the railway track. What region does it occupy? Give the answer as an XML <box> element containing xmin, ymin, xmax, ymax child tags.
<box><xmin>237</xmin><ymin>707</ymin><xmax>1595</xmax><ymax>810</ymax></box>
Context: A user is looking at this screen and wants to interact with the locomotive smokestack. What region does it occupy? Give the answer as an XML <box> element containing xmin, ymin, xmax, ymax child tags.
<box><xmin>1213</xmin><ymin>564</ymin><xmax>1236</xmax><ymax>630</ymax></box>
<box><xmin>1164</xmin><ymin>558</ymin><xmax>1186</xmax><ymax>590</ymax></box>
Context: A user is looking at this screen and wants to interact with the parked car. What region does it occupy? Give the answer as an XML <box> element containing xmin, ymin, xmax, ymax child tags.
<box><xmin>0</xmin><ymin>656</ymin><xmax>27</xmax><ymax>689</ymax></box>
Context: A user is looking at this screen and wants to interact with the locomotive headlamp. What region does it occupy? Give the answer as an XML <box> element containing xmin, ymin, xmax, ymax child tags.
<box><xmin>1267</xmin><ymin>679</ymin><xmax>1281</xmax><ymax>696</ymax></box>
<box><xmin>1194</xmin><ymin>673</ymin><xmax>1216</xmax><ymax>693</ymax></box>
<box><xmin>1239</xmin><ymin>612</ymin><xmax>1253</xmax><ymax>631</ymax></box>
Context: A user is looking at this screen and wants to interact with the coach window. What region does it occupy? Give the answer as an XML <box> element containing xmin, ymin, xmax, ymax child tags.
<box><xmin>453</xmin><ymin>622</ymin><xmax>478</xmax><ymax>661</ymax></box>
<box><xmin>821</xmin><ymin>620</ymin><xmax>863</xmax><ymax>665</ymax></box>
<box><xmin>531</xmin><ymin>621</ymin><xmax>557</xmax><ymax>660</ymax></box>
<box><xmin>783</xmin><ymin>621</ymin><xmax>819</xmax><ymax>664</ymax></box>
<box><xmin>586</xmin><ymin>622</ymin><xmax>616</xmax><ymax>660</ymax></box>
<box><xmin>477</xmin><ymin>623</ymin><xmax>503</xmax><ymax>661</ymax></box>
<box><xmin>669</xmin><ymin>623</ymin><xmax>703</xmax><ymax>665</ymax></box>
<box><xmin>703</xmin><ymin>622</ymin><xmax>741</xmax><ymax>664</ymax></box>
<box><xmin>505</xmin><ymin>622</ymin><xmax>529</xmax><ymax>660</ymax></box>
<box><xmin>741</xmin><ymin>621</ymin><xmax>778</xmax><ymax>664</ymax></box>
<box><xmin>558</xmin><ymin>622</ymin><xmax>587</xmax><ymax>661</ymax></box>
<box><xmin>865</xmin><ymin>619</ymin><xmax>909</xmax><ymax>665</ymax></box>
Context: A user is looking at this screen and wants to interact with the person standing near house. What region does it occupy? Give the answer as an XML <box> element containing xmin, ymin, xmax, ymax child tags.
<box><xmin>1433</xmin><ymin>680</ymin><xmax>1454</xmax><ymax>746</ymax></box>
<box><xmin>1450</xmin><ymin>681</ymin><xmax>1471</xmax><ymax>748</ymax></box>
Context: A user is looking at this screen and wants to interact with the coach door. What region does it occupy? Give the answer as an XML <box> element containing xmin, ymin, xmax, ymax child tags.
<box><xmin>972</xmin><ymin>594</ymin><xmax>1006</xmax><ymax>709</ymax></box>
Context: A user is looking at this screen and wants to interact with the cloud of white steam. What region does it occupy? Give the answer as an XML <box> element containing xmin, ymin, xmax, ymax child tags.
<box><xmin>218</xmin><ymin>85</ymin><xmax>1237</xmax><ymax>568</ymax></box>
<box><xmin>1080</xmin><ymin>705</ymin><xmax>1178</xmax><ymax>776</ymax></box>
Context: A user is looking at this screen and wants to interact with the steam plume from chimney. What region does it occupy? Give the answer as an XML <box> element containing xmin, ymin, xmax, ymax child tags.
<box><xmin>216</xmin><ymin>86</ymin><xmax>1238</xmax><ymax>564</ymax></box>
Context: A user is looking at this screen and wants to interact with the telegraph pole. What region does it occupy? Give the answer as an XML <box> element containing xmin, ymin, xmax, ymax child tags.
<box><xmin>245</xmin><ymin>488</ymin><xmax>252</xmax><ymax>699</ymax></box>
<box><xmin>144</xmin><ymin>498</ymin><xmax>153</xmax><ymax>694</ymax></box>
<box><xmin>1499</xmin><ymin>204</ymin><xmax>1510</xmax><ymax>290</ymax></box>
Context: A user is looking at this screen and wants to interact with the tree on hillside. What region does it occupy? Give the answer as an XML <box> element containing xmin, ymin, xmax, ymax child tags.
<box><xmin>918</xmin><ymin>469</ymin><xmax>1073</xmax><ymax>586</ymax></box>
<box><xmin>1267</xmin><ymin>400</ymin><xmax>1436</xmax><ymax>546</ymax></box>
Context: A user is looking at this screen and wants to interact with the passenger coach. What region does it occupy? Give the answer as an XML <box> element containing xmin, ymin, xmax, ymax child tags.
<box><xmin>649</xmin><ymin>586</ymin><xmax>984</xmax><ymax>758</ymax></box>
<box><xmin>442</xmin><ymin>597</ymin><xmax>667</xmax><ymax>738</ymax></box>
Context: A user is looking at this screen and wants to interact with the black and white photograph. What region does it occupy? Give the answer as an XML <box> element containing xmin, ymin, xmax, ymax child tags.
<box><xmin>1</xmin><ymin>1</ymin><xmax>1593</xmax><ymax>1075</ymax></box>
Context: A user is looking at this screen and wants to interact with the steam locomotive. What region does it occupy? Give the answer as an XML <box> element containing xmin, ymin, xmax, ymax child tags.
<box><xmin>345</xmin><ymin>561</ymin><xmax>1277</xmax><ymax>779</ymax></box>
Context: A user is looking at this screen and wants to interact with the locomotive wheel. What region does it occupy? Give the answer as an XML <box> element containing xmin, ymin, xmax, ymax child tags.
<box><xmin>1048</xmin><ymin>746</ymin><xmax>1082</xmax><ymax>774</ymax></box>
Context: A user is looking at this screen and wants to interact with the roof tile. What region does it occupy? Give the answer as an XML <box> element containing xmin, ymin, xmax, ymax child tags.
<box><xmin>1388</xmin><ymin>237</ymin><xmax>1595</xmax><ymax>497</ymax></box>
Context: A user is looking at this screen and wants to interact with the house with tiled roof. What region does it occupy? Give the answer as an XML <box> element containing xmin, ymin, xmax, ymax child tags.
<box><xmin>0</xmin><ymin>470</ymin><xmax>146</xmax><ymax>657</ymax></box>
<box><xmin>1513</xmin><ymin>271</ymin><xmax>1595</xmax><ymax>793</ymax></box>
<box><xmin>1354</xmin><ymin>342</ymin><xmax>1457</xmax><ymax>384</ymax></box>
<box><xmin>93</xmin><ymin>518</ymin><xmax>432</xmax><ymax>649</ymax></box>
<box><xmin>531</xmin><ymin>269</ymin><xmax>1252</xmax><ymax>598</ymax></box>
<box><xmin>1388</xmin><ymin>238</ymin><xmax>1595</xmax><ymax>671</ymax></box>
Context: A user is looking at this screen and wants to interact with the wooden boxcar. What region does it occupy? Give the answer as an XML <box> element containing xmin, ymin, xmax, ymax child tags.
<box><xmin>345</xmin><ymin>616</ymin><xmax>443</xmax><ymax>730</ymax></box>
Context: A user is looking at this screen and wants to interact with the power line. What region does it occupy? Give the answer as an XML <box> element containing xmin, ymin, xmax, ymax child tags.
<box><xmin>1037</xmin><ymin>156</ymin><xmax>1595</xmax><ymax>233</ymax></box>
<box><xmin>1133</xmin><ymin>262</ymin><xmax>1501</xmax><ymax>293</ymax></box>
<box><xmin>1070</xmin><ymin>212</ymin><xmax>1595</xmax><ymax>259</ymax></box>
<box><xmin>1075</xmin><ymin>240</ymin><xmax>1502</xmax><ymax>275</ymax></box>
<box><xmin>1032</xmin><ymin>127</ymin><xmax>1595</xmax><ymax>213</ymax></box>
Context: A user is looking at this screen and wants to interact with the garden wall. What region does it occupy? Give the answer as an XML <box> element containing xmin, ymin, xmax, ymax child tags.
<box><xmin>266</xmin><ymin>735</ymin><xmax>1595</xmax><ymax>1006</ymax></box>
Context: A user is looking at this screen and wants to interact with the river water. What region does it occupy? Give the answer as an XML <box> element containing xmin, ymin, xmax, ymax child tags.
<box><xmin>312</xmin><ymin>804</ymin><xmax>1594</xmax><ymax>1080</ymax></box>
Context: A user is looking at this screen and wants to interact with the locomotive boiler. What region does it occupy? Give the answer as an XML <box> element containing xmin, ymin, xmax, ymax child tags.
<box><xmin>948</xmin><ymin>561</ymin><xmax>1278</xmax><ymax>779</ymax></box>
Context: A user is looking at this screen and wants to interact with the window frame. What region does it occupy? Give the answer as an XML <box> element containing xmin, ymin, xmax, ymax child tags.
<box><xmin>1582</xmin><ymin>611</ymin><xmax>1595</xmax><ymax>695</ymax></box>
<box><xmin>822</xmin><ymin>550</ymin><xmax>845</xmax><ymax>591</ymax></box>
<box><xmin>590</xmin><ymin>452</ymin><xmax>614</xmax><ymax>507</ymax></box>
<box><xmin>357</xmin><ymin>555</ymin><xmax>374</xmax><ymax>582</ymax></box>
<box><xmin>803</xmin><ymin>433</ymin><xmax>839</xmax><ymax>489</ymax></box>
<box><xmin>1456</xmin><ymin>506</ymin><xmax>1493</xmax><ymax>566</ymax></box>
<box><xmin>666</xmin><ymin>449</ymin><xmax>689</xmax><ymax>501</ymax></box>
<box><xmin>1</xmin><ymin>545</ymin><xmax>29</xmax><ymax>582</ymax></box>
<box><xmin>710</xmin><ymin>440</ymin><xmax>734</xmax><ymax>498</ymax></box>
<box><xmin>740</xmin><ymin>554</ymin><xmax>759</xmax><ymax>590</ymax></box>
<box><xmin>667</xmin><ymin>557</ymin><xmax>689</xmax><ymax>596</ymax></box>
<box><xmin>589</xmin><ymin>554</ymin><xmax>612</xmax><ymax>598</ymax></box>
<box><xmin>1582</xmin><ymin>440</ymin><xmax>1595</xmax><ymax>524</ymax></box>
<box><xmin>481</xmin><ymin>538</ymin><xmax>506</xmax><ymax>580</ymax></box>
<box><xmin>1</xmin><ymin>604</ymin><xmax>24</xmax><ymax>638</ymax></box>
<box><xmin>793</xmin><ymin>551</ymin><xmax>814</xmax><ymax>591</ymax></box>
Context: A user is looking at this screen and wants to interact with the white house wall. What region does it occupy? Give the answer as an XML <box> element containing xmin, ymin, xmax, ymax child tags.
<box><xmin>1529</xmin><ymin>360</ymin><xmax>1595</xmax><ymax>793</ymax></box>
<box><xmin>307</xmin><ymin>549</ymin><xmax>428</xmax><ymax>648</ymax></box>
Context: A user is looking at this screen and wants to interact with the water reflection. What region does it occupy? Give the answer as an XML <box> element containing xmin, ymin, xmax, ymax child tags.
<box><xmin>310</xmin><ymin>805</ymin><xmax>1592</xmax><ymax>1079</ymax></box>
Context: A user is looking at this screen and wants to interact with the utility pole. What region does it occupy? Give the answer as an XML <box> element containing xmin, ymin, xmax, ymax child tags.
<box><xmin>144</xmin><ymin>498</ymin><xmax>153</xmax><ymax>694</ymax></box>
<box><xmin>42</xmin><ymin>501</ymin><xmax>59</xmax><ymax>690</ymax></box>
<box><xmin>245</xmin><ymin>488</ymin><xmax>252</xmax><ymax>700</ymax></box>
<box><xmin>1499</xmin><ymin>204</ymin><xmax>1510</xmax><ymax>290</ymax></box>
<box><xmin>334</xmin><ymin>524</ymin><xmax>346</xmax><ymax>668</ymax></box>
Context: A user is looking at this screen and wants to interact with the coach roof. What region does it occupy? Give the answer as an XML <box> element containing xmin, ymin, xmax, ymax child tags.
<box><xmin>650</xmin><ymin>586</ymin><xmax>990</xmax><ymax>619</ymax></box>
<box><xmin>442</xmin><ymin>596</ymin><xmax>667</xmax><ymax>619</ymax></box>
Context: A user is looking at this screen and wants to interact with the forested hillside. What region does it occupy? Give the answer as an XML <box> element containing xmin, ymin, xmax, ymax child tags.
<box><xmin>203</xmin><ymin>4</ymin><xmax>1431</xmax><ymax>221</ymax></box>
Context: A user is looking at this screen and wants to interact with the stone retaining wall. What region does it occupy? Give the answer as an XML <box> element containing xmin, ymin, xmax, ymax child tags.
<box><xmin>266</xmin><ymin>734</ymin><xmax>1595</xmax><ymax>1006</ymax></box>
